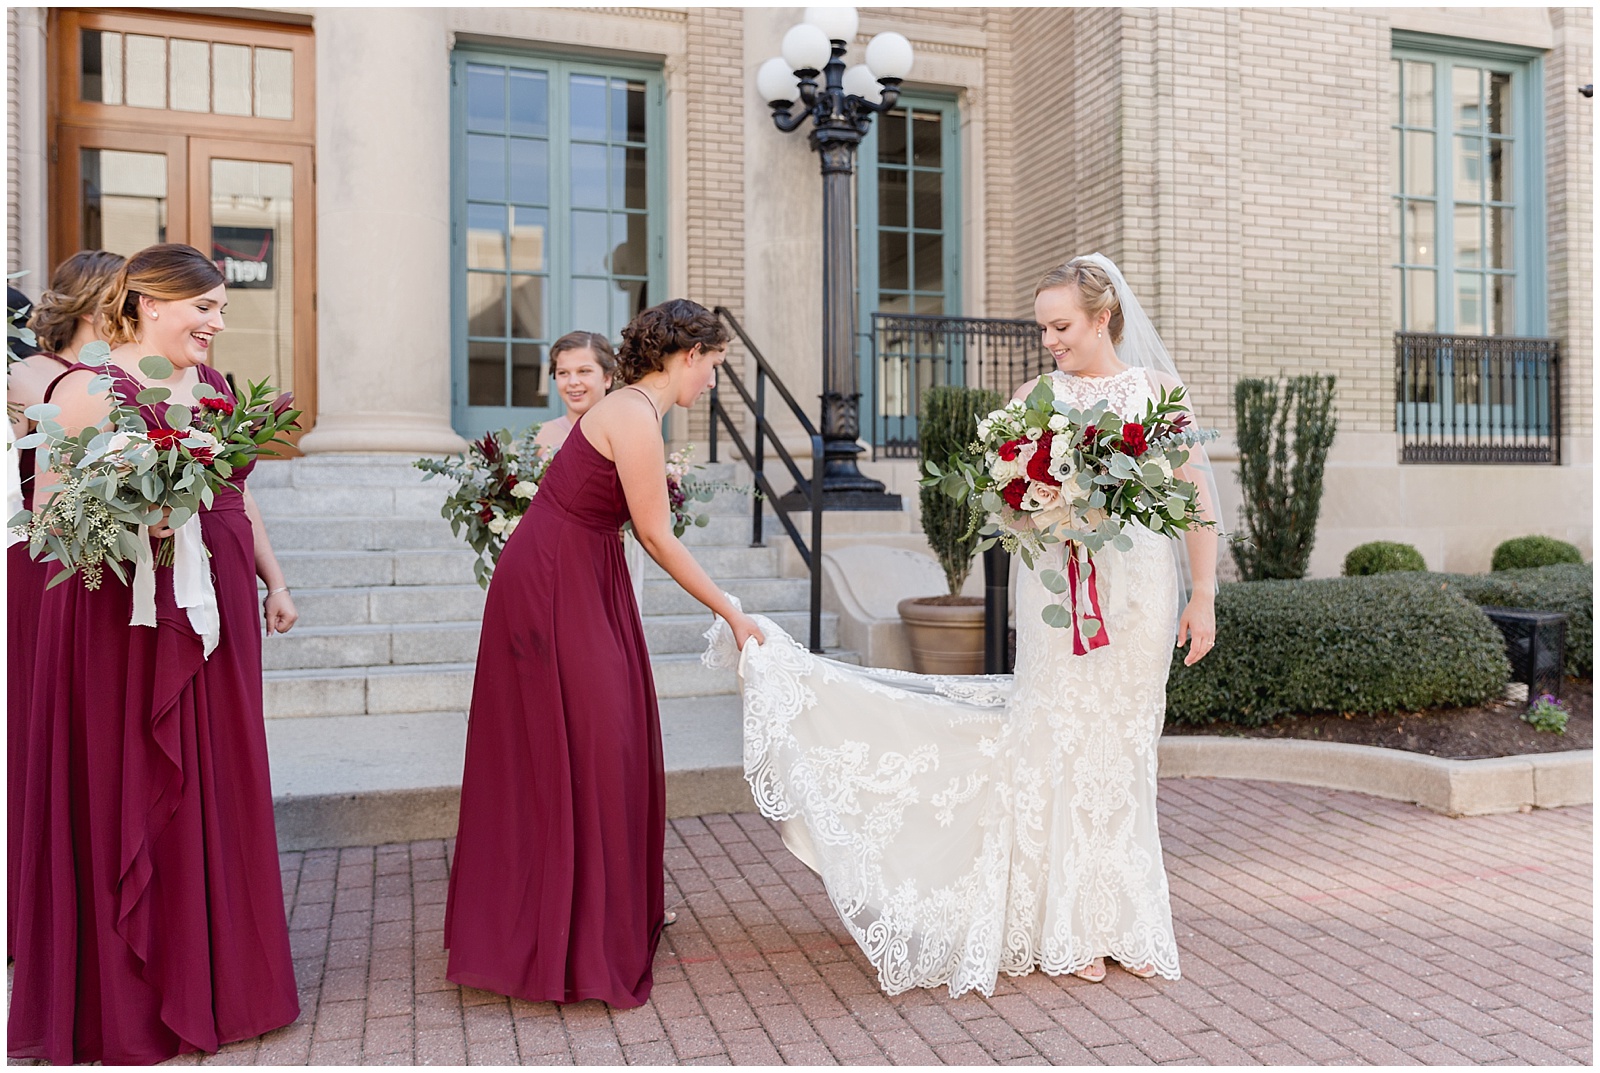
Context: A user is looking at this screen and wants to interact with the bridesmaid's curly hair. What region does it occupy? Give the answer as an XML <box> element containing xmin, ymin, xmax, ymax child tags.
<box><xmin>27</xmin><ymin>250</ymin><xmax>127</xmax><ymax>354</ymax></box>
<box><xmin>615</xmin><ymin>299</ymin><xmax>729</xmax><ymax>385</ymax></box>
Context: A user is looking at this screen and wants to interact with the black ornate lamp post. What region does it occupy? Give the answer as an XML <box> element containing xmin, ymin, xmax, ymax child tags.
<box><xmin>758</xmin><ymin>9</ymin><xmax>913</xmax><ymax>510</ymax></box>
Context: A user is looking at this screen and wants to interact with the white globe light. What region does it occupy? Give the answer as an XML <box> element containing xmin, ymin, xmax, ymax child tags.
<box><xmin>756</xmin><ymin>56</ymin><xmax>802</xmax><ymax>104</ymax></box>
<box><xmin>803</xmin><ymin>6</ymin><xmax>858</xmax><ymax>44</ymax></box>
<box><xmin>781</xmin><ymin>22</ymin><xmax>833</xmax><ymax>72</ymax></box>
<box><xmin>841</xmin><ymin>63</ymin><xmax>881</xmax><ymax>104</ymax></box>
<box><xmin>865</xmin><ymin>31</ymin><xmax>914</xmax><ymax>80</ymax></box>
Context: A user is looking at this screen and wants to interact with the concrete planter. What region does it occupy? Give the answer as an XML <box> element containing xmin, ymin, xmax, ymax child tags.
<box><xmin>897</xmin><ymin>596</ymin><xmax>986</xmax><ymax>674</ymax></box>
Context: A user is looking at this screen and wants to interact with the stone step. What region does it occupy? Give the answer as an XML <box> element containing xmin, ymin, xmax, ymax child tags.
<box><xmin>642</xmin><ymin>576</ymin><xmax>812</xmax><ymax>616</ymax></box>
<box><xmin>266</xmin><ymin>696</ymin><xmax>757</xmax><ymax>848</ymax></box>
<box><xmin>261</xmin><ymin>607</ymin><xmax>837</xmax><ymax>672</ymax></box>
<box><xmin>261</xmin><ymin>574</ymin><xmax>820</xmax><ymax>629</ymax></box>
<box><xmin>645</xmin><ymin>544</ymin><xmax>780</xmax><ymax>580</ymax></box>
<box><xmin>263</xmin><ymin>646</ymin><xmax>860</xmax><ymax>719</ymax></box>
<box><xmin>274</xmin><ymin>549</ymin><xmax>481</xmax><ymax>589</ymax></box>
<box><xmin>262</xmin><ymin>516</ymin><xmax>462</xmax><ymax>552</ymax></box>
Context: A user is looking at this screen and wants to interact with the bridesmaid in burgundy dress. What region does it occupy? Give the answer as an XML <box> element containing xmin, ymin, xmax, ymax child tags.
<box><xmin>7</xmin><ymin>249</ymin><xmax>124</xmax><ymax>955</ymax></box>
<box><xmin>8</xmin><ymin>245</ymin><xmax>300</xmax><ymax>1064</ymax></box>
<box><xmin>445</xmin><ymin>299</ymin><xmax>766</xmax><ymax>1008</ymax></box>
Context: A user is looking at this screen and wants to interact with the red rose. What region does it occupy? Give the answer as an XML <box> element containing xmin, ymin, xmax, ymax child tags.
<box><xmin>148</xmin><ymin>427</ymin><xmax>183</xmax><ymax>449</ymax></box>
<box><xmin>200</xmin><ymin>396</ymin><xmax>236</xmax><ymax>416</ymax></box>
<box><xmin>1083</xmin><ymin>426</ymin><xmax>1098</xmax><ymax>441</ymax></box>
<box><xmin>997</xmin><ymin>438</ymin><xmax>1026</xmax><ymax>462</ymax></box>
<box><xmin>478</xmin><ymin>505</ymin><xmax>494</xmax><ymax>523</ymax></box>
<box><xmin>190</xmin><ymin>447</ymin><xmax>215</xmax><ymax>464</ymax></box>
<box><xmin>1120</xmin><ymin>422</ymin><xmax>1149</xmax><ymax>457</ymax></box>
<box><xmin>1026</xmin><ymin>432</ymin><xmax>1059</xmax><ymax>486</ymax></box>
<box><xmin>1001</xmin><ymin>477</ymin><xmax>1029</xmax><ymax>511</ymax></box>
<box><xmin>504</xmin><ymin>473</ymin><xmax>519</xmax><ymax>491</ymax></box>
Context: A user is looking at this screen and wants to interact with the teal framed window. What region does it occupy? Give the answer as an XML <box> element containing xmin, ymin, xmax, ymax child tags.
<box><xmin>856</xmin><ymin>94</ymin><xmax>961</xmax><ymax>445</ymax></box>
<box><xmin>450</xmin><ymin>48</ymin><xmax>664</xmax><ymax>436</ymax></box>
<box><xmin>1390</xmin><ymin>34</ymin><xmax>1545</xmax><ymax>336</ymax></box>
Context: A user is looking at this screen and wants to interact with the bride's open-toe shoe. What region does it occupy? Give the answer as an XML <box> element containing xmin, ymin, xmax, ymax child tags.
<box><xmin>1072</xmin><ymin>958</ymin><xmax>1107</xmax><ymax>983</ymax></box>
<box><xmin>1118</xmin><ymin>961</ymin><xmax>1157</xmax><ymax>979</ymax></box>
<box><xmin>663</xmin><ymin>910</ymin><xmax>678</xmax><ymax>927</ymax></box>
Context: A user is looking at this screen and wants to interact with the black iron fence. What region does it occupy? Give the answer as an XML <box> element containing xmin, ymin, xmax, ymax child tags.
<box><xmin>1395</xmin><ymin>332</ymin><xmax>1561</xmax><ymax>464</ymax></box>
<box><xmin>868</xmin><ymin>313</ymin><xmax>1051</xmax><ymax>459</ymax></box>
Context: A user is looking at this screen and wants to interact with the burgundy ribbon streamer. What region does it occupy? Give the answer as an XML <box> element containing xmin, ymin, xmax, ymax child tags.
<box><xmin>1066</xmin><ymin>549</ymin><xmax>1111</xmax><ymax>656</ymax></box>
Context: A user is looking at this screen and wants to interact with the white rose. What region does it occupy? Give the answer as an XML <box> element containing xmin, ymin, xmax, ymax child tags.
<box><xmin>1151</xmin><ymin>454</ymin><xmax>1175</xmax><ymax>481</ymax></box>
<box><xmin>990</xmin><ymin>456</ymin><xmax>1023</xmax><ymax>483</ymax></box>
<box><xmin>504</xmin><ymin>515</ymin><xmax>520</xmax><ymax>535</ymax></box>
<box><xmin>487</xmin><ymin>516</ymin><xmax>508</xmax><ymax>535</ymax></box>
<box><xmin>183</xmin><ymin>429</ymin><xmax>220</xmax><ymax>448</ymax></box>
<box><xmin>512</xmin><ymin>481</ymin><xmax>537</xmax><ymax>499</ymax></box>
<box><xmin>976</xmin><ymin>419</ymin><xmax>993</xmax><ymax>440</ymax></box>
<box><xmin>1048</xmin><ymin>414</ymin><xmax>1069</xmax><ymax>432</ymax></box>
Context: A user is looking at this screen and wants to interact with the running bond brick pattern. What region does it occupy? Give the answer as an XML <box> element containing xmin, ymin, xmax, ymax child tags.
<box><xmin>154</xmin><ymin>780</ymin><xmax>1588</xmax><ymax>1066</ymax></box>
<box><xmin>1545</xmin><ymin>6</ymin><xmax>1594</xmax><ymax>433</ymax></box>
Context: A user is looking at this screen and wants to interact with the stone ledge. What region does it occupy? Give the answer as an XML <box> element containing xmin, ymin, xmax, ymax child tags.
<box><xmin>1158</xmin><ymin>737</ymin><xmax>1593</xmax><ymax>817</ymax></box>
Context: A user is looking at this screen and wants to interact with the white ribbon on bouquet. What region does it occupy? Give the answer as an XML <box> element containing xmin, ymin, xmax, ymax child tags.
<box><xmin>128</xmin><ymin>515</ymin><xmax>220</xmax><ymax>658</ymax></box>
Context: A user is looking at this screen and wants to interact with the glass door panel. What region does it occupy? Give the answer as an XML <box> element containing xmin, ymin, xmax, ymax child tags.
<box><xmin>188</xmin><ymin>138</ymin><xmax>316</xmax><ymax>447</ymax></box>
<box><xmin>53</xmin><ymin>127</ymin><xmax>188</xmax><ymax>258</ymax></box>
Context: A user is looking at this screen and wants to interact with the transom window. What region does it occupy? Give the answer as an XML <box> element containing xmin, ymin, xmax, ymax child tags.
<box><xmin>1390</xmin><ymin>37</ymin><xmax>1544</xmax><ymax>336</ymax></box>
<box><xmin>451</xmin><ymin>50</ymin><xmax>663</xmax><ymax>436</ymax></box>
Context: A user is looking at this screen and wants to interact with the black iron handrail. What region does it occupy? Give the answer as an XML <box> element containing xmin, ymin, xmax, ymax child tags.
<box><xmin>1395</xmin><ymin>332</ymin><xmax>1561</xmax><ymax>464</ymax></box>
<box><xmin>868</xmin><ymin>312</ymin><xmax>1050</xmax><ymax>458</ymax></box>
<box><xmin>708</xmin><ymin>307</ymin><xmax>825</xmax><ymax>653</ymax></box>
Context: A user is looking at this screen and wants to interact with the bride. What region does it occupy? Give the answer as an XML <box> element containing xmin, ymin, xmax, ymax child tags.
<box><xmin>707</xmin><ymin>254</ymin><xmax>1218</xmax><ymax>997</ymax></box>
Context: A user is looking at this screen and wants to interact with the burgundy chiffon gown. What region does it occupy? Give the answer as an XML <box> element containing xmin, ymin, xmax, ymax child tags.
<box><xmin>8</xmin><ymin>350</ymin><xmax>73</xmax><ymax>956</ymax></box>
<box><xmin>7</xmin><ymin>362</ymin><xmax>299</xmax><ymax>1064</ymax></box>
<box><xmin>445</xmin><ymin>417</ymin><xmax>666</xmax><ymax>1009</ymax></box>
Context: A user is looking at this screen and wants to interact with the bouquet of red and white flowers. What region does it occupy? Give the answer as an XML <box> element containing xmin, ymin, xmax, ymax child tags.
<box><xmin>415</xmin><ymin>426</ymin><xmax>551</xmax><ymax>590</ymax></box>
<box><xmin>922</xmin><ymin>377</ymin><xmax>1216</xmax><ymax>650</ymax></box>
<box><xmin>9</xmin><ymin>343</ymin><xmax>300</xmax><ymax>591</ymax></box>
<box><xmin>663</xmin><ymin>443</ymin><xmax>749</xmax><ymax>539</ymax></box>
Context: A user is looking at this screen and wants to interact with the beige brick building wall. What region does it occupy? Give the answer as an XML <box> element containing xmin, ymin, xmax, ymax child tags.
<box><xmin>682</xmin><ymin>8</ymin><xmax>746</xmax><ymax>442</ymax></box>
<box><xmin>1545</xmin><ymin>7</ymin><xmax>1593</xmax><ymax>435</ymax></box>
<box><xmin>7</xmin><ymin>8</ymin><xmax>19</xmax><ymax>275</ymax></box>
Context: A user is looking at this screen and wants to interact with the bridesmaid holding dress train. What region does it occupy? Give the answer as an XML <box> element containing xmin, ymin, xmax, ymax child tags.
<box><xmin>445</xmin><ymin>299</ymin><xmax>765</xmax><ymax>1008</ymax></box>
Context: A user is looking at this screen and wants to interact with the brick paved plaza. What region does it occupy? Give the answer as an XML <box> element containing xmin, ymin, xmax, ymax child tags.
<box><xmin>156</xmin><ymin>779</ymin><xmax>1591</xmax><ymax>1065</ymax></box>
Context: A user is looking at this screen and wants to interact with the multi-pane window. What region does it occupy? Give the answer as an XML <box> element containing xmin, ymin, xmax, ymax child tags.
<box><xmin>452</xmin><ymin>51</ymin><xmax>661</xmax><ymax>435</ymax></box>
<box><xmin>859</xmin><ymin>100</ymin><xmax>959</xmax><ymax>318</ymax></box>
<box><xmin>80</xmin><ymin>28</ymin><xmax>293</xmax><ymax>119</ymax></box>
<box><xmin>856</xmin><ymin>95</ymin><xmax>960</xmax><ymax>446</ymax></box>
<box><xmin>1390</xmin><ymin>43</ymin><xmax>1542</xmax><ymax>336</ymax></box>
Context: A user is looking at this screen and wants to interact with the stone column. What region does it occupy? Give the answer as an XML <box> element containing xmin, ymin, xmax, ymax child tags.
<box><xmin>298</xmin><ymin>7</ymin><xmax>466</xmax><ymax>455</ymax></box>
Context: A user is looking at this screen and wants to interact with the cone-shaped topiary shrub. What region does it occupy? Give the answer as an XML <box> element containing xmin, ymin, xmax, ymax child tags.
<box><xmin>919</xmin><ymin>385</ymin><xmax>1003</xmax><ymax>596</ymax></box>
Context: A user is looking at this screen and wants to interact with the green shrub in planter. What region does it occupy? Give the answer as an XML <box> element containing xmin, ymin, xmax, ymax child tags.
<box><xmin>919</xmin><ymin>385</ymin><xmax>1004</xmax><ymax>596</ymax></box>
<box><xmin>1166</xmin><ymin>574</ymin><xmax>1509</xmax><ymax>726</ymax></box>
<box><xmin>1436</xmin><ymin>563</ymin><xmax>1593</xmax><ymax>678</ymax></box>
<box><xmin>1342</xmin><ymin>541</ymin><xmax>1427</xmax><ymax>576</ymax></box>
<box><xmin>1491</xmin><ymin>535</ymin><xmax>1583</xmax><ymax>571</ymax></box>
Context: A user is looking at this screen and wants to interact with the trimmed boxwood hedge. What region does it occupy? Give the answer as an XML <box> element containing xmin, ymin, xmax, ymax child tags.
<box><xmin>1436</xmin><ymin>563</ymin><xmax>1592</xmax><ymax>679</ymax></box>
<box><xmin>1166</xmin><ymin>574</ymin><xmax>1510</xmax><ymax>727</ymax></box>
<box><xmin>1342</xmin><ymin>540</ymin><xmax>1426</xmax><ymax>576</ymax></box>
<box><xmin>1491</xmin><ymin>535</ymin><xmax>1583</xmax><ymax>571</ymax></box>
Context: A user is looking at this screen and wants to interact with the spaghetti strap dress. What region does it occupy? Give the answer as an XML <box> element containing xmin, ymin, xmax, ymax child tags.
<box><xmin>7</xmin><ymin>350</ymin><xmax>73</xmax><ymax>956</ymax></box>
<box><xmin>445</xmin><ymin>416</ymin><xmax>666</xmax><ymax>1009</ymax></box>
<box><xmin>7</xmin><ymin>361</ymin><xmax>299</xmax><ymax>1064</ymax></box>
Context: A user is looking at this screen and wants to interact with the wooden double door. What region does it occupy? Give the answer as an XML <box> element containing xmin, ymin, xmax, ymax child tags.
<box><xmin>50</xmin><ymin>9</ymin><xmax>316</xmax><ymax>440</ymax></box>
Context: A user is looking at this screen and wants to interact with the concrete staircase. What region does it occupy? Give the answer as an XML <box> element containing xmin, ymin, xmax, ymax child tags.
<box><xmin>251</xmin><ymin>454</ymin><xmax>848</xmax><ymax>850</ymax></box>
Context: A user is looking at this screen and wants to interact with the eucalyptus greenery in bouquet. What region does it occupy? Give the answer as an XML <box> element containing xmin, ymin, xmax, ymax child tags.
<box><xmin>414</xmin><ymin>427</ymin><xmax>550</xmax><ymax>590</ymax></box>
<box><xmin>8</xmin><ymin>341</ymin><xmax>301</xmax><ymax>589</ymax></box>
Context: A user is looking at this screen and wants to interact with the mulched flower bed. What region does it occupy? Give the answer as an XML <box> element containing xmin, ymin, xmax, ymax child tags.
<box><xmin>1164</xmin><ymin>677</ymin><xmax>1591</xmax><ymax>760</ymax></box>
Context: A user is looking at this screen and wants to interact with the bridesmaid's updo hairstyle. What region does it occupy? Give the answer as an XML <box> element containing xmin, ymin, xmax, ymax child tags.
<box><xmin>1035</xmin><ymin>258</ymin><xmax>1125</xmax><ymax>345</ymax></box>
<box><xmin>615</xmin><ymin>298</ymin><xmax>730</xmax><ymax>385</ymax></box>
<box><xmin>101</xmin><ymin>243</ymin><xmax>225</xmax><ymax>347</ymax></box>
<box><xmin>27</xmin><ymin>250</ymin><xmax>127</xmax><ymax>354</ymax></box>
<box><xmin>549</xmin><ymin>330</ymin><xmax>619</xmax><ymax>380</ymax></box>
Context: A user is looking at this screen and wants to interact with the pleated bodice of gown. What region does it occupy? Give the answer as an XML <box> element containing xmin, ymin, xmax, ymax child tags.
<box><xmin>9</xmin><ymin>362</ymin><xmax>298</xmax><ymax>1064</ymax></box>
<box><xmin>444</xmin><ymin>419</ymin><xmax>666</xmax><ymax>1009</ymax></box>
<box><xmin>710</xmin><ymin>367</ymin><xmax>1182</xmax><ymax>998</ymax></box>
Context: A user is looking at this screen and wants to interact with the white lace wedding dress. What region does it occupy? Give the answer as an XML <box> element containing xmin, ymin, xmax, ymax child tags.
<box><xmin>705</xmin><ymin>368</ymin><xmax>1182</xmax><ymax>997</ymax></box>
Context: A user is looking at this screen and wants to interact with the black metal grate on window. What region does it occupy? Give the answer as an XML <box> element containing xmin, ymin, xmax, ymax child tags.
<box><xmin>1394</xmin><ymin>332</ymin><xmax>1560</xmax><ymax>464</ymax></box>
<box><xmin>869</xmin><ymin>313</ymin><xmax>1052</xmax><ymax>459</ymax></box>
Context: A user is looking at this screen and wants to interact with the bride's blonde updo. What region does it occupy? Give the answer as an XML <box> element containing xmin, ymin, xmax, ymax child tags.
<box><xmin>1035</xmin><ymin>258</ymin><xmax>1125</xmax><ymax>345</ymax></box>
